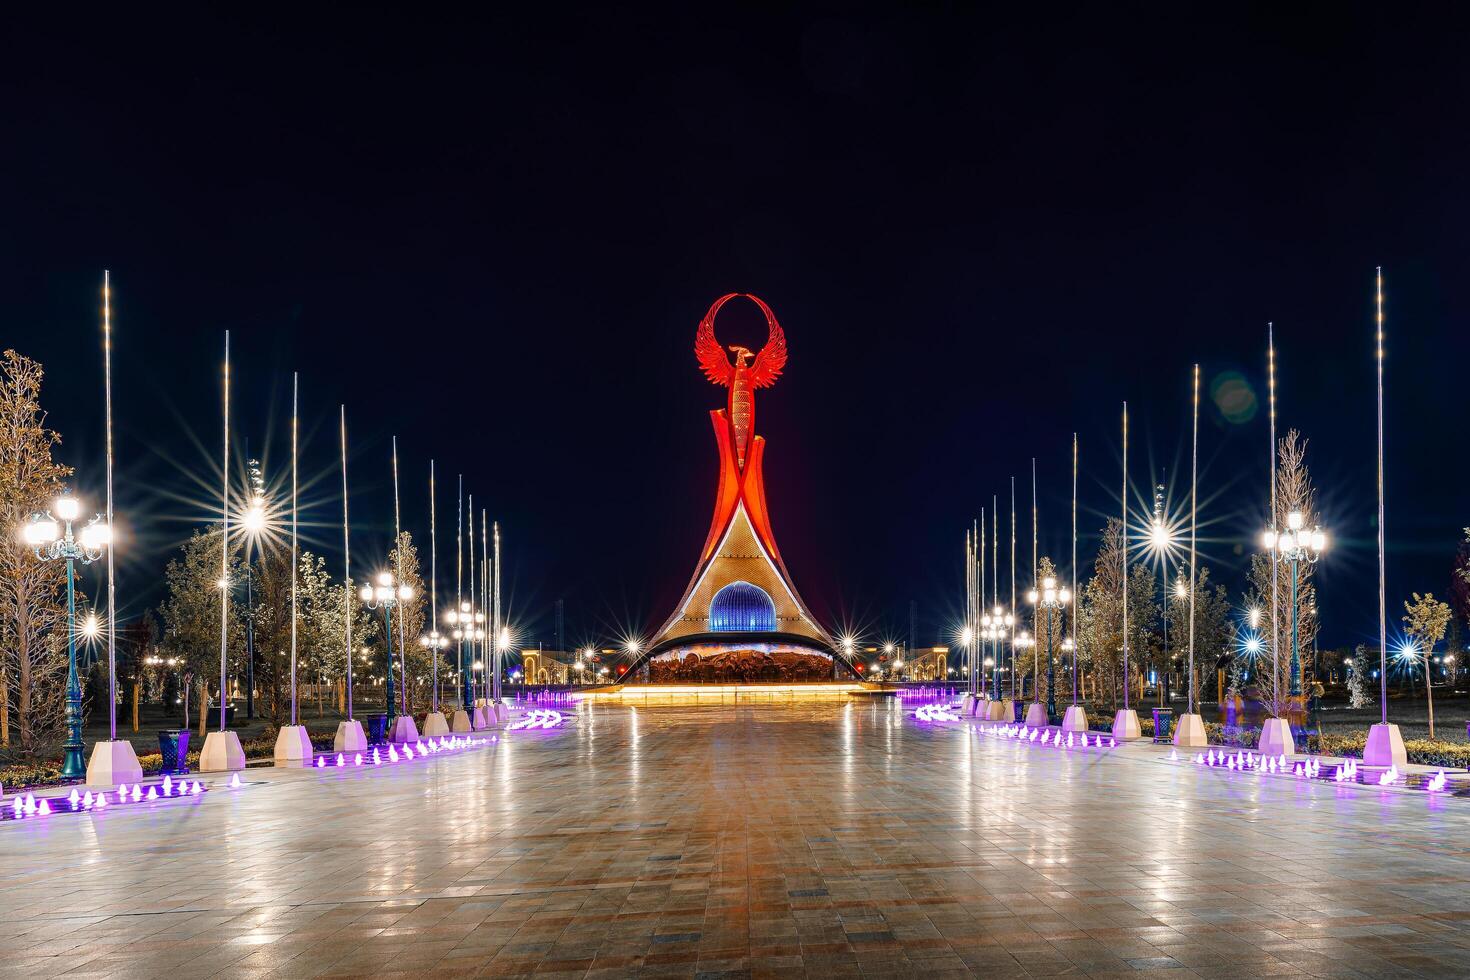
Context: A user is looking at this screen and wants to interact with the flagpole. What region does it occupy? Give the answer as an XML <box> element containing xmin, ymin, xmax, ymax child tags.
<box><xmin>103</xmin><ymin>272</ymin><xmax>118</xmax><ymax>741</ymax></box>
<box><xmin>1009</xmin><ymin>476</ymin><xmax>1016</xmax><ymax>704</ymax></box>
<box><xmin>290</xmin><ymin>372</ymin><xmax>299</xmax><ymax>726</ymax></box>
<box><xmin>1364</xmin><ymin>267</ymin><xmax>1405</xmax><ymax>766</ymax></box>
<box><xmin>392</xmin><ymin>436</ymin><xmax>407</xmax><ymax>715</ymax></box>
<box><xmin>341</xmin><ymin>407</ymin><xmax>353</xmax><ymax>722</ymax></box>
<box><xmin>1071</xmin><ymin>433</ymin><xmax>1079</xmax><ymax>706</ymax></box>
<box><xmin>1188</xmin><ymin>364</ymin><xmax>1199</xmax><ymax>716</ymax></box>
<box><xmin>219</xmin><ymin>331</ymin><xmax>230</xmax><ymax>734</ymax></box>
<box><xmin>1269</xmin><ymin>324</ymin><xmax>1282</xmax><ymax>715</ymax></box>
<box><xmin>430</xmin><ymin>460</ymin><xmax>439</xmax><ymax>713</ymax></box>
<box><xmin>493</xmin><ymin>519</ymin><xmax>502</xmax><ymax>708</ymax></box>
<box><xmin>1121</xmin><ymin>402</ymin><xmax>1130</xmax><ymax>716</ymax></box>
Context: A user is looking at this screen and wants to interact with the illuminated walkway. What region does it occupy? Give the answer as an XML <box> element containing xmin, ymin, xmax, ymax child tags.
<box><xmin>5</xmin><ymin>700</ymin><xmax>1470</xmax><ymax>977</ymax></box>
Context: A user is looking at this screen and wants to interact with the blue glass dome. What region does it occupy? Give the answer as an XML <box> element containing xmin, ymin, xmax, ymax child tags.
<box><xmin>709</xmin><ymin>581</ymin><xmax>777</xmax><ymax>632</ymax></box>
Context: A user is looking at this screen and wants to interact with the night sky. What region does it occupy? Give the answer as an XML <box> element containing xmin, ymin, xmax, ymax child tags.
<box><xmin>4</xmin><ymin>6</ymin><xmax>1468</xmax><ymax>653</ymax></box>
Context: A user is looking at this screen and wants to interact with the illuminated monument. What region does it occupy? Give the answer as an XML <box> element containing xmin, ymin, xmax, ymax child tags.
<box><xmin>625</xmin><ymin>293</ymin><xmax>857</xmax><ymax>684</ymax></box>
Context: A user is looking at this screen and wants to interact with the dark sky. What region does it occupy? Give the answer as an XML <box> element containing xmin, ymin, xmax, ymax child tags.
<box><xmin>3</xmin><ymin>5</ymin><xmax>1468</xmax><ymax>653</ymax></box>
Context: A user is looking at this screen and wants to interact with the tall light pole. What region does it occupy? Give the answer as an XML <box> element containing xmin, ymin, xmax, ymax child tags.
<box><xmin>1028</xmin><ymin>576</ymin><xmax>1072</xmax><ymax>724</ymax></box>
<box><xmin>24</xmin><ymin>494</ymin><xmax>111</xmax><ymax>779</ymax></box>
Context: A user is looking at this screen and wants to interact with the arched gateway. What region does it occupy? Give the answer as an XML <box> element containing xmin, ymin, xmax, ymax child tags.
<box><xmin>620</xmin><ymin>294</ymin><xmax>860</xmax><ymax>685</ymax></box>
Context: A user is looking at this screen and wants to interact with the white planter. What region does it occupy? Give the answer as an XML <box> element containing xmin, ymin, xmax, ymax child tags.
<box><xmin>1112</xmin><ymin>709</ymin><xmax>1141</xmax><ymax>740</ymax></box>
<box><xmin>199</xmin><ymin>730</ymin><xmax>245</xmax><ymax>772</ymax></box>
<box><xmin>85</xmin><ymin>740</ymin><xmax>144</xmax><ymax>787</ymax></box>
<box><xmin>1061</xmin><ymin>705</ymin><xmax>1089</xmax><ymax>733</ymax></box>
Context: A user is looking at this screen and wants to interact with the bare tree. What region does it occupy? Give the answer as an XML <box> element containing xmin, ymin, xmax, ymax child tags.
<box><xmin>0</xmin><ymin>351</ymin><xmax>73</xmax><ymax>759</ymax></box>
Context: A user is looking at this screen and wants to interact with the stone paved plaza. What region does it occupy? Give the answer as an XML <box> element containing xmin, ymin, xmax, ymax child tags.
<box><xmin>6</xmin><ymin>698</ymin><xmax>1470</xmax><ymax>978</ymax></box>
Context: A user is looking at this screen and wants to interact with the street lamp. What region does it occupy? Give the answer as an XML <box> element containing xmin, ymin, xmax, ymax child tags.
<box><xmin>359</xmin><ymin>571</ymin><xmax>413</xmax><ymax>728</ymax></box>
<box><xmin>1262</xmin><ymin>510</ymin><xmax>1326</xmax><ymax>698</ymax></box>
<box><xmin>1027</xmin><ymin>576</ymin><xmax>1072</xmax><ymax>722</ymax></box>
<box><xmin>1012</xmin><ymin>629</ymin><xmax>1034</xmax><ymax>707</ymax></box>
<box><xmin>444</xmin><ymin>601</ymin><xmax>485</xmax><ymax>710</ymax></box>
<box><xmin>420</xmin><ymin>629</ymin><xmax>449</xmax><ymax>707</ymax></box>
<box><xmin>1145</xmin><ymin>483</ymin><xmax>1179</xmax><ymax>706</ymax></box>
<box><xmin>241</xmin><ymin>458</ymin><xmax>266</xmax><ymax>720</ymax></box>
<box><xmin>496</xmin><ymin>627</ymin><xmax>511</xmax><ymax>701</ymax></box>
<box><xmin>959</xmin><ymin>626</ymin><xmax>974</xmax><ymax>696</ymax></box>
<box><xmin>981</xmin><ymin>606</ymin><xmax>1013</xmax><ymax>702</ymax></box>
<box><xmin>23</xmin><ymin>493</ymin><xmax>111</xmax><ymax>780</ymax></box>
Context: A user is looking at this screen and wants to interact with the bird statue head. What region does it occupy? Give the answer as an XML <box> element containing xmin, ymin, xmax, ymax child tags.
<box><xmin>728</xmin><ymin>345</ymin><xmax>754</xmax><ymax>366</ymax></box>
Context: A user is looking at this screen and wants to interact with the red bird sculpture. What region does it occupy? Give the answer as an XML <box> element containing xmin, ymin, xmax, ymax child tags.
<box><xmin>694</xmin><ymin>293</ymin><xmax>788</xmax><ymax>469</ymax></box>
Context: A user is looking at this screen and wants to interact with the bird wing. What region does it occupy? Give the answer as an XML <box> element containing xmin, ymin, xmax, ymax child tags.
<box><xmin>695</xmin><ymin>293</ymin><xmax>737</xmax><ymax>386</ymax></box>
<box><xmin>746</xmin><ymin>294</ymin><xmax>788</xmax><ymax>388</ymax></box>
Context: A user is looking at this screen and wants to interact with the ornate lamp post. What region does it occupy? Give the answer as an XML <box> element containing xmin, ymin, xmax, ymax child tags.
<box><xmin>1027</xmin><ymin>576</ymin><xmax>1072</xmax><ymax>723</ymax></box>
<box><xmin>1012</xmin><ymin>630</ymin><xmax>1034</xmax><ymax>711</ymax></box>
<box><xmin>444</xmin><ymin>601</ymin><xmax>484</xmax><ymax>708</ymax></box>
<box><xmin>1061</xmin><ymin>636</ymin><xmax>1076</xmax><ymax>712</ymax></box>
<box><xmin>497</xmin><ymin>627</ymin><xmax>511</xmax><ymax>703</ymax></box>
<box><xmin>24</xmin><ymin>494</ymin><xmax>111</xmax><ymax>780</ymax></box>
<box><xmin>981</xmin><ymin>606</ymin><xmax>1013</xmax><ymax>702</ymax></box>
<box><xmin>1262</xmin><ymin>511</ymin><xmax>1326</xmax><ymax>699</ymax></box>
<box><xmin>960</xmin><ymin>627</ymin><xmax>974</xmax><ymax>698</ymax></box>
<box><xmin>420</xmin><ymin>630</ymin><xmax>449</xmax><ymax>707</ymax></box>
<box><xmin>359</xmin><ymin>571</ymin><xmax>413</xmax><ymax>728</ymax></box>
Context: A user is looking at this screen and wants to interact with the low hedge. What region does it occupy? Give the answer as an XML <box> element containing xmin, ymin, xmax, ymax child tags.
<box><xmin>0</xmin><ymin>726</ymin><xmax>339</xmax><ymax>793</ymax></box>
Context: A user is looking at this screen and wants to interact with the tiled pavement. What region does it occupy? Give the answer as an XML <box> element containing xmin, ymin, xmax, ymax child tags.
<box><xmin>5</xmin><ymin>699</ymin><xmax>1470</xmax><ymax>978</ymax></box>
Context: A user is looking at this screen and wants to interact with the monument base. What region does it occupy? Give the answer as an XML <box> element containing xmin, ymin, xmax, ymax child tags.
<box><xmin>85</xmin><ymin>740</ymin><xmax>144</xmax><ymax>787</ymax></box>
<box><xmin>423</xmin><ymin>711</ymin><xmax>450</xmax><ymax>736</ymax></box>
<box><xmin>1258</xmin><ymin>717</ymin><xmax>1294</xmax><ymax>758</ymax></box>
<box><xmin>1023</xmin><ymin>702</ymin><xmax>1048</xmax><ymax>728</ymax></box>
<box><xmin>1000</xmin><ymin>699</ymin><xmax>1017</xmax><ymax>723</ymax></box>
<box><xmin>492</xmin><ymin>702</ymin><xmax>509</xmax><ymax>725</ymax></box>
<box><xmin>1060</xmin><ymin>705</ymin><xmax>1089</xmax><ymax>733</ymax></box>
<box><xmin>471</xmin><ymin>706</ymin><xmax>488</xmax><ymax>729</ymax></box>
<box><xmin>987</xmin><ymin>699</ymin><xmax>1008</xmax><ymax>721</ymax></box>
<box><xmin>199</xmin><ymin>730</ymin><xmax>245</xmax><ymax>772</ymax></box>
<box><xmin>1112</xmin><ymin>709</ymin><xmax>1141</xmax><ymax>740</ymax></box>
<box><xmin>451</xmin><ymin>709</ymin><xmax>472</xmax><ymax>733</ymax></box>
<box><xmin>273</xmin><ymin>725</ymin><xmax>314</xmax><ymax>767</ymax></box>
<box><xmin>1172</xmin><ymin>712</ymin><xmax>1207</xmax><ymax>748</ymax></box>
<box><xmin>389</xmin><ymin>716</ymin><xmax>420</xmax><ymax>743</ymax></box>
<box><xmin>1364</xmin><ymin>722</ymin><xmax>1408</xmax><ymax>768</ymax></box>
